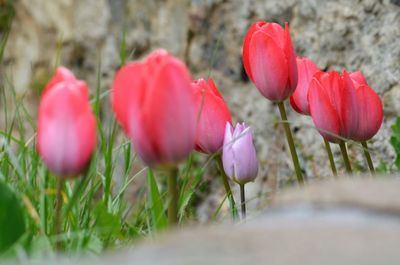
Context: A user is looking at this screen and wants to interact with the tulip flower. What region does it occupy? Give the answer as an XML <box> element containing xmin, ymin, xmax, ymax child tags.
<box><xmin>222</xmin><ymin>122</ymin><xmax>258</xmax><ymax>184</ymax></box>
<box><xmin>192</xmin><ymin>78</ymin><xmax>232</xmax><ymax>154</ymax></box>
<box><xmin>112</xmin><ymin>49</ymin><xmax>197</xmax><ymax>224</ymax></box>
<box><xmin>222</xmin><ymin>122</ymin><xmax>258</xmax><ymax>219</ymax></box>
<box><xmin>37</xmin><ymin>67</ymin><xmax>96</xmax><ymax>177</ymax></box>
<box><xmin>290</xmin><ymin>57</ymin><xmax>321</xmax><ymax>115</ymax></box>
<box><xmin>37</xmin><ymin>66</ymin><xmax>97</xmax><ymax>242</ymax></box>
<box><xmin>112</xmin><ymin>49</ymin><xmax>197</xmax><ymax>168</ymax></box>
<box><xmin>242</xmin><ymin>21</ymin><xmax>297</xmax><ymax>101</ymax></box>
<box><xmin>345</xmin><ymin>71</ymin><xmax>383</xmax><ymax>174</ymax></box>
<box><xmin>344</xmin><ymin>71</ymin><xmax>383</xmax><ymax>142</ymax></box>
<box><xmin>308</xmin><ymin>71</ymin><xmax>359</xmax><ymax>143</ymax></box>
<box><xmin>308</xmin><ymin>70</ymin><xmax>358</xmax><ymax>172</ymax></box>
<box><xmin>243</xmin><ymin>21</ymin><xmax>304</xmax><ymax>184</ymax></box>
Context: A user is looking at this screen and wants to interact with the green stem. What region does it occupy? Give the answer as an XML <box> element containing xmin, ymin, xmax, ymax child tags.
<box><xmin>277</xmin><ymin>101</ymin><xmax>305</xmax><ymax>185</ymax></box>
<box><xmin>167</xmin><ymin>167</ymin><xmax>179</xmax><ymax>225</ymax></box>
<box><xmin>54</xmin><ymin>177</ymin><xmax>65</xmax><ymax>252</ymax></box>
<box><xmin>239</xmin><ymin>183</ymin><xmax>246</xmax><ymax>220</ymax></box>
<box><xmin>339</xmin><ymin>141</ymin><xmax>352</xmax><ymax>173</ymax></box>
<box><xmin>323</xmin><ymin>138</ymin><xmax>337</xmax><ymax>176</ymax></box>
<box><xmin>216</xmin><ymin>155</ymin><xmax>238</xmax><ymax>220</ymax></box>
<box><xmin>361</xmin><ymin>141</ymin><xmax>375</xmax><ymax>175</ymax></box>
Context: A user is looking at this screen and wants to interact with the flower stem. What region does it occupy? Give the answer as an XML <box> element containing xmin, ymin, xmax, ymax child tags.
<box><xmin>323</xmin><ymin>138</ymin><xmax>337</xmax><ymax>176</ymax></box>
<box><xmin>361</xmin><ymin>141</ymin><xmax>375</xmax><ymax>175</ymax></box>
<box><xmin>54</xmin><ymin>177</ymin><xmax>65</xmax><ymax>252</ymax></box>
<box><xmin>339</xmin><ymin>141</ymin><xmax>352</xmax><ymax>173</ymax></box>
<box><xmin>216</xmin><ymin>155</ymin><xmax>238</xmax><ymax>220</ymax></box>
<box><xmin>167</xmin><ymin>167</ymin><xmax>179</xmax><ymax>225</ymax></box>
<box><xmin>239</xmin><ymin>183</ymin><xmax>246</xmax><ymax>220</ymax></box>
<box><xmin>277</xmin><ymin>101</ymin><xmax>304</xmax><ymax>185</ymax></box>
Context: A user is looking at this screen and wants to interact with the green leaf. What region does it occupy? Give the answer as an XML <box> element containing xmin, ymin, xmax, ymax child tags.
<box><xmin>147</xmin><ymin>169</ymin><xmax>167</xmax><ymax>231</ymax></box>
<box><xmin>0</xmin><ymin>180</ymin><xmax>25</xmax><ymax>253</ymax></box>
<box><xmin>94</xmin><ymin>202</ymin><xmax>121</xmax><ymax>239</ymax></box>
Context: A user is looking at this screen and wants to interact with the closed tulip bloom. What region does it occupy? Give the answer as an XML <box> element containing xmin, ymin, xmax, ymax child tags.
<box><xmin>242</xmin><ymin>21</ymin><xmax>297</xmax><ymax>101</ymax></box>
<box><xmin>37</xmin><ymin>67</ymin><xmax>96</xmax><ymax>177</ymax></box>
<box><xmin>222</xmin><ymin>122</ymin><xmax>258</xmax><ymax>184</ymax></box>
<box><xmin>290</xmin><ymin>57</ymin><xmax>321</xmax><ymax>115</ymax></box>
<box><xmin>192</xmin><ymin>78</ymin><xmax>232</xmax><ymax>154</ymax></box>
<box><xmin>112</xmin><ymin>49</ymin><xmax>197</xmax><ymax>167</ymax></box>
<box><xmin>344</xmin><ymin>71</ymin><xmax>383</xmax><ymax>141</ymax></box>
<box><xmin>308</xmin><ymin>71</ymin><xmax>358</xmax><ymax>143</ymax></box>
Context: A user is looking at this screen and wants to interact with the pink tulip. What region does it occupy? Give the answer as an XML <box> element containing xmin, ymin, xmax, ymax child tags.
<box><xmin>37</xmin><ymin>67</ymin><xmax>96</xmax><ymax>177</ymax></box>
<box><xmin>344</xmin><ymin>71</ymin><xmax>383</xmax><ymax>141</ymax></box>
<box><xmin>112</xmin><ymin>49</ymin><xmax>197</xmax><ymax>167</ymax></box>
<box><xmin>242</xmin><ymin>21</ymin><xmax>297</xmax><ymax>101</ymax></box>
<box><xmin>308</xmin><ymin>71</ymin><xmax>359</xmax><ymax>143</ymax></box>
<box><xmin>222</xmin><ymin>122</ymin><xmax>258</xmax><ymax>184</ymax></box>
<box><xmin>290</xmin><ymin>57</ymin><xmax>321</xmax><ymax>115</ymax></box>
<box><xmin>192</xmin><ymin>78</ymin><xmax>232</xmax><ymax>154</ymax></box>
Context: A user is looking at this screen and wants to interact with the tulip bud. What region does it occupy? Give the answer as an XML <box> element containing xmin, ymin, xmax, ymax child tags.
<box><xmin>290</xmin><ymin>57</ymin><xmax>321</xmax><ymax>115</ymax></box>
<box><xmin>242</xmin><ymin>21</ymin><xmax>297</xmax><ymax>101</ymax></box>
<box><xmin>222</xmin><ymin>122</ymin><xmax>258</xmax><ymax>184</ymax></box>
<box><xmin>37</xmin><ymin>67</ymin><xmax>96</xmax><ymax>177</ymax></box>
<box><xmin>344</xmin><ymin>71</ymin><xmax>383</xmax><ymax>141</ymax></box>
<box><xmin>308</xmin><ymin>71</ymin><xmax>358</xmax><ymax>143</ymax></box>
<box><xmin>192</xmin><ymin>78</ymin><xmax>232</xmax><ymax>154</ymax></box>
<box><xmin>112</xmin><ymin>49</ymin><xmax>197</xmax><ymax>167</ymax></box>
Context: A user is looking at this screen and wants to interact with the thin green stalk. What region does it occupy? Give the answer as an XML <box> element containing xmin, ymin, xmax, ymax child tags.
<box><xmin>215</xmin><ymin>154</ymin><xmax>238</xmax><ymax>220</ymax></box>
<box><xmin>277</xmin><ymin>102</ymin><xmax>304</xmax><ymax>185</ymax></box>
<box><xmin>339</xmin><ymin>141</ymin><xmax>352</xmax><ymax>173</ymax></box>
<box><xmin>168</xmin><ymin>167</ymin><xmax>179</xmax><ymax>225</ymax></box>
<box><xmin>239</xmin><ymin>183</ymin><xmax>246</xmax><ymax>220</ymax></box>
<box><xmin>54</xmin><ymin>177</ymin><xmax>65</xmax><ymax>251</ymax></box>
<box><xmin>361</xmin><ymin>141</ymin><xmax>375</xmax><ymax>175</ymax></box>
<box><xmin>323</xmin><ymin>138</ymin><xmax>337</xmax><ymax>176</ymax></box>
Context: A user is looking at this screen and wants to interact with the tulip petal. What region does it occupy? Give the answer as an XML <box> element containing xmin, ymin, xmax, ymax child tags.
<box><xmin>290</xmin><ymin>57</ymin><xmax>320</xmax><ymax>115</ymax></box>
<box><xmin>349</xmin><ymin>71</ymin><xmax>368</xmax><ymax>87</ymax></box>
<box><xmin>243</xmin><ymin>22</ymin><xmax>265</xmax><ymax>82</ymax></box>
<box><xmin>222</xmin><ymin>122</ymin><xmax>235</xmax><ymax>179</ymax></box>
<box><xmin>194</xmin><ymin>78</ymin><xmax>232</xmax><ymax>153</ymax></box>
<box><xmin>231</xmin><ymin>127</ymin><xmax>258</xmax><ymax>184</ymax></box>
<box><xmin>38</xmin><ymin>83</ymin><xmax>96</xmax><ymax>176</ymax></box>
<box><xmin>289</xmin><ymin>96</ymin><xmax>302</xmax><ymax>113</ymax></box>
<box><xmin>308</xmin><ymin>77</ymin><xmax>341</xmax><ymax>143</ymax></box>
<box><xmin>340</xmin><ymin>71</ymin><xmax>360</xmax><ymax>138</ymax></box>
<box><xmin>260</xmin><ymin>22</ymin><xmax>285</xmax><ymax>49</ymax></box>
<box><xmin>112</xmin><ymin>62</ymin><xmax>143</xmax><ymax>132</ymax></box>
<box><xmin>42</xmin><ymin>67</ymin><xmax>75</xmax><ymax>95</ymax></box>
<box><xmin>132</xmin><ymin>57</ymin><xmax>196</xmax><ymax>166</ymax></box>
<box><xmin>249</xmin><ymin>31</ymin><xmax>289</xmax><ymax>101</ymax></box>
<box><xmin>353</xmin><ymin>85</ymin><xmax>383</xmax><ymax>141</ymax></box>
<box><xmin>284</xmin><ymin>22</ymin><xmax>298</xmax><ymax>92</ymax></box>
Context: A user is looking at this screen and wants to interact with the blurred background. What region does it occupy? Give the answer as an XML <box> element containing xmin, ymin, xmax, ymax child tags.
<box><xmin>1</xmin><ymin>0</ymin><xmax>400</xmax><ymax>211</ymax></box>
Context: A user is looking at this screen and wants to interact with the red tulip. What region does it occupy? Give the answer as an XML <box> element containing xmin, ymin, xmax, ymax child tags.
<box><xmin>112</xmin><ymin>49</ymin><xmax>197</xmax><ymax>167</ymax></box>
<box><xmin>192</xmin><ymin>78</ymin><xmax>232</xmax><ymax>154</ymax></box>
<box><xmin>242</xmin><ymin>21</ymin><xmax>297</xmax><ymax>101</ymax></box>
<box><xmin>308</xmin><ymin>71</ymin><xmax>358</xmax><ymax>143</ymax></box>
<box><xmin>37</xmin><ymin>67</ymin><xmax>96</xmax><ymax>177</ymax></box>
<box><xmin>344</xmin><ymin>71</ymin><xmax>383</xmax><ymax>141</ymax></box>
<box><xmin>290</xmin><ymin>57</ymin><xmax>321</xmax><ymax>115</ymax></box>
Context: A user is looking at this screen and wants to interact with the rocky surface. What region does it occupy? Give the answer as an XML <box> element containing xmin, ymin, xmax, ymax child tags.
<box><xmin>2</xmin><ymin>0</ymin><xmax>400</xmax><ymax>211</ymax></box>
<box><xmin>6</xmin><ymin>176</ymin><xmax>400</xmax><ymax>265</ymax></box>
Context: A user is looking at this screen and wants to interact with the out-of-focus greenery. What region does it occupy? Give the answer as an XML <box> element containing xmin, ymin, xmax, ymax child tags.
<box><xmin>390</xmin><ymin>117</ymin><xmax>400</xmax><ymax>170</ymax></box>
<box><xmin>0</xmin><ymin>0</ymin><xmax>14</xmax><ymax>32</ymax></box>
